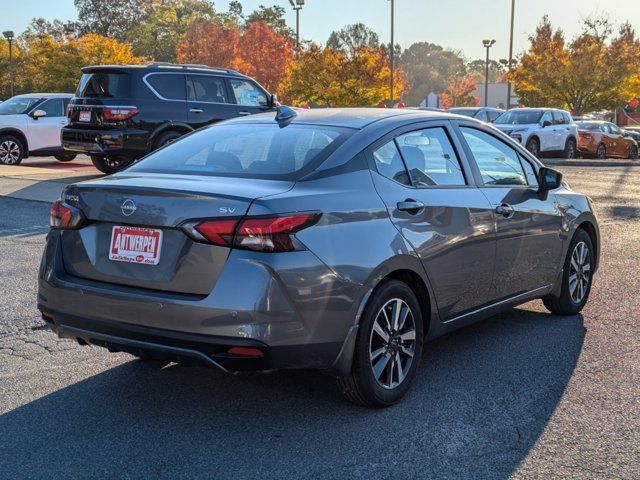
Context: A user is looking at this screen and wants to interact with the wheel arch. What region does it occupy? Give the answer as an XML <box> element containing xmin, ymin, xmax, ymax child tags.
<box><xmin>576</xmin><ymin>220</ymin><xmax>599</xmax><ymax>273</ymax></box>
<box><xmin>0</xmin><ymin>128</ymin><xmax>29</xmax><ymax>156</ymax></box>
<box><xmin>148</xmin><ymin>122</ymin><xmax>194</xmax><ymax>150</ymax></box>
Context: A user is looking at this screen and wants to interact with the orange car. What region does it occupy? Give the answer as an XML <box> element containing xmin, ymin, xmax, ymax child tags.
<box><xmin>576</xmin><ymin>121</ymin><xmax>639</xmax><ymax>159</ymax></box>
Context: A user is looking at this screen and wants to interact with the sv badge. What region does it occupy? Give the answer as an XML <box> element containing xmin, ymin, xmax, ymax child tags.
<box><xmin>219</xmin><ymin>207</ymin><xmax>237</xmax><ymax>214</ymax></box>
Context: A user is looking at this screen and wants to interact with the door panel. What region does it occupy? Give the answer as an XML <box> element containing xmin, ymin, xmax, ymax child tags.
<box><xmin>187</xmin><ymin>74</ymin><xmax>238</xmax><ymax>128</ymax></box>
<box><xmin>538</xmin><ymin>111</ymin><xmax>556</xmax><ymax>151</ymax></box>
<box><xmin>458</xmin><ymin>126</ymin><xmax>564</xmax><ymax>299</ymax></box>
<box><xmin>27</xmin><ymin>98</ymin><xmax>67</xmax><ymax>150</ymax></box>
<box><xmin>370</xmin><ymin>125</ymin><xmax>497</xmax><ymax>320</ymax></box>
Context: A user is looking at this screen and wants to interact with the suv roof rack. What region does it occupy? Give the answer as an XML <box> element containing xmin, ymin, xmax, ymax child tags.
<box><xmin>149</xmin><ymin>62</ymin><xmax>242</xmax><ymax>75</ymax></box>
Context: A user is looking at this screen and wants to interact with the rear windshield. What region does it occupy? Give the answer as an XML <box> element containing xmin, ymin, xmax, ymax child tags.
<box><xmin>448</xmin><ymin>108</ymin><xmax>476</xmax><ymax>117</ymax></box>
<box><xmin>76</xmin><ymin>72</ymin><xmax>131</xmax><ymax>98</ymax></box>
<box><xmin>0</xmin><ymin>97</ymin><xmax>41</xmax><ymax>115</ymax></box>
<box><xmin>494</xmin><ymin>110</ymin><xmax>543</xmax><ymax>125</ymax></box>
<box><xmin>127</xmin><ymin>124</ymin><xmax>352</xmax><ymax>180</ymax></box>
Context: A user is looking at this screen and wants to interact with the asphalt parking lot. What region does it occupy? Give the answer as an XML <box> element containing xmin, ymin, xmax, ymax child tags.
<box><xmin>0</xmin><ymin>157</ymin><xmax>638</xmax><ymax>479</ymax></box>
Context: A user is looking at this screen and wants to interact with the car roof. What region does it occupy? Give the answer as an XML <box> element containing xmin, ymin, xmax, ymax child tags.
<box><xmin>81</xmin><ymin>62</ymin><xmax>248</xmax><ymax>78</ymax></box>
<box><xmin>11</xmin><ymin>93</ymin><xmax>74</xmax><ymax>99</ymax></box>
<box><xmin>224</xmin><ymin>107</ymin><xmax>455</xmax><ymax>129</ymax></box>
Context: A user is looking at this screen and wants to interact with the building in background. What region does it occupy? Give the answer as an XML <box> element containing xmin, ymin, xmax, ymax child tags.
<box><xmin>474</xmin><ymin>82</ymin><xmax>519</xmax><ymax>109</ymax></box>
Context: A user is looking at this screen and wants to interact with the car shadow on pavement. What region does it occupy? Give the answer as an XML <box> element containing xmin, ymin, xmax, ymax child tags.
<box><xmin>0</xmin><ymin>306</ymin><xmax>584</xmax><ymax>479</ymax></box>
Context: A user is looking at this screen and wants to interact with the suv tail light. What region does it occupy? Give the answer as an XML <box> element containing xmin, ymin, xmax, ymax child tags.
<box><xmin>103</xmin><ymin>106</ymin><xmax>138</xmax><ymax>121</ymax></box>
<box><xmin>183</xmin><ymin>213</ymin><xmax>320</xmax><ymax>252</ymax></box>
<box><xmin>50</xmin><ymin>200</ymin><xmax>87</xmax><ymax>229</ymax></box>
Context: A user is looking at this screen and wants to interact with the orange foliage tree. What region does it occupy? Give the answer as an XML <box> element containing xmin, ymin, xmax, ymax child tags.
<box><xmin>177</xmin><ymin>20</ymin><xmax>294</xmax><ymax>96</ymax></box>
<box><xmin>438</xmin><ymin>75</ymin><xmax>479</xmax><ymax>109</ymax></box>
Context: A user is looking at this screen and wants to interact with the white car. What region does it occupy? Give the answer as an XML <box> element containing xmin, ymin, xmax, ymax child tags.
<box><xmin>493</xmin><ymin>108</ymin><xmax>578</xmax><ymax>158</ymax></box>
<box><xmin>0</xmin><ymin>93</ymin><xmax>76</xmax><ymax>165</ymax></box>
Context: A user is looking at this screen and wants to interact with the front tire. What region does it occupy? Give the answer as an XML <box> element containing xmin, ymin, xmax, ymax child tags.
<box><xmin>628</xmin><ymin>145</ymin><xmax>638</xmax><ymax>160</ymax></box>
<box><xmin>596</xmin><ymin>144</ymin><xmax>606</xmax><ymax>160</ymax></box>
<box><xmin>90</xmin><ymin>154</ymin><xmax>134</xmax><ymax>175</ymax></box>
<box><xmin>54</xmin><ymin>153</ymin><xmax>77</xmax><ymax>162</ymax></box>
<box><xmin>564</xmin><ymin>138</ymin><xmax>576</xmax><ymax>159</ymax></box>
<box><xmin>0</xmin><ymin>135</ymin><xmax>25</xmax><ymax>165</ymax></box>
<box><xmin>543</xmin><ymin>229</ymin><xmax>594</xmax><ymax>315</ymax></box>
<box><xmin>337</xmin><ymin>280</ymin><xmax>424</xmax><ymax>407</ymax></box>
<box><xmin>526</xmin><ymin>137</ymin><xmax>540</xmax><ymax>157</ymax></box>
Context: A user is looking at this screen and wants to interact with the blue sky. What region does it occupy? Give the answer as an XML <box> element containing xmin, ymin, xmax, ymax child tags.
<box><xmin>2</xmin><ymin>0</ymin><xmax>640</xmax><ymax>60</ymax></box>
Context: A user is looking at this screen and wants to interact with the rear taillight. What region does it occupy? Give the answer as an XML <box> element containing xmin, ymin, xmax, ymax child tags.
<box><xmin>102</xmin><ymin>106</ymin><xmax>138</xmax><ymax>121</ymax></box>
<box><xmin>182</xmin><ymin>213</ymin><xmax>320</xmax><ymax>252</ymax></box>
<box><xmin>50</xmin><ymin>200</ymin><xmax>86</xmax><ymax>229</ymax></box>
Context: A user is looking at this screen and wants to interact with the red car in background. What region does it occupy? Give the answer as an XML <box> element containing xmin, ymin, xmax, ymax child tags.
<box><xmin>576</xmin><ymin>121</ymin><xmax>639</xmax><ymax>159</ymax></box>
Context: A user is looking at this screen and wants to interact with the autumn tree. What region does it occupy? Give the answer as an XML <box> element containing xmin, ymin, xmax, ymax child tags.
<box><xmin>176</xmin><ymin>22</ymin><xmax>239</xmax><ymax>68</ymax></box>
<box><xmin>438</xmin><ymin>75</ymin><xmax>479</xmax><ymax>109</ymax></box>
<box><xmin>288</xmin><ymin>43</ymin><xmax>407</xmax><ymax>107</ymax></box>
<box><xmin>510</xmin><ymin>16</ymin><xmax>640</xmax><ymax>114</ymax></box>
<box><xmin>327</xmin><ymin>23</ymin><xmax>381</xmax><ymax>54</ymax></box>
<box><xmin>245</xmin><ymin>5</ymin><xmax>294</xmax><ymax>40</ymax></box>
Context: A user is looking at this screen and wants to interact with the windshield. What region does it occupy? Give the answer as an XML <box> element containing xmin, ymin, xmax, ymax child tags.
<box><xmin>0</xmin><ymin>97</ymin><xmax>41</xmax><ymax>115</ymax></box>
<box><xmin>448</xmin><ymin>108</ymin><xmax>477</xmax><ymax>117</ymax></box>
<box><xmin>76</xmin><ymin>72</ymin><xmax>130</xmax><ymax>98</ymax></box>
<box><xmin>495</xmin><ymin>110</ymin><xmax>543</xmax><ymax>125</ymax></box>
<box><xmin>128</xmin><ymin>124</ymin><xmax>352</xmax><ymax>180</ymax></box>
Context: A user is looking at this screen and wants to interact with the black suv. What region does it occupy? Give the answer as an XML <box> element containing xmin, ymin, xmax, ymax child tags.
<box><xmin>62</xmin><ymin>63</ymin><xmax>277</xmax><ymax>173</ymax></box>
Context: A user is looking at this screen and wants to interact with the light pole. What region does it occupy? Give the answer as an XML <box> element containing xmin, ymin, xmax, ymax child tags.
<box><xmin>482</xmin><ymin>39</ymin><xmax>496</xmax><ymax>107</ymax></box>
<box><xmin>389</xmin><ymin>0</ymin><xmax>395</xmax><ymax>105</ymax></box>
<box><xmin>3</xmin><ymin>31</ymin><xmax>14</xmax><ymax>98</ymax></box>
<box><xmin>500</xmin><ymin>58</ymin><xmax>517</xmax><ymax>108</ymax></box>
<box><xmin>288</xmin><ymin>0</ymin><xmax>304</xmax><ymax>55</ymax></box>
<box><xmin>506</xmin><ymin>0</ymin><xmax>515</xmax><ymax>110</ymax></box>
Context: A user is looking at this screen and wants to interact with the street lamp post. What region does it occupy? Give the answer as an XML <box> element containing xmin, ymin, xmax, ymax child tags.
<box><xmin>506</xmin><ymin>0</ymin><xmax>515</xmax><ymax>110</ymax></box>
<box><xmin>482</xmin><ymin>39</ymin><xmax>496</xmax><ymax>107</ymax></box>
<box><xmin>288</xmin><ymin>0</ymin><xmax>305</xmax><ymax>55</ymax></box>
<box><xmin>3</xmin><ymin>31</ymin><xmax>15</xmax><ymax>98</ymax></box>
<box><xmin>389</xmin><ymin>0</ymin><xmax>395</xmax><ymax>105</ymax></box>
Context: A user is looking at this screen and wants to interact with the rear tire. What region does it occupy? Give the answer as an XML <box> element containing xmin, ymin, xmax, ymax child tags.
<box><xmin>0</xmin><ymin>135</ymin><xmax>25</xmax><ymax>165</ymax></box>
<box><xmin>153</xmin><ymin>131</ymin><xmax>182</xmax><ymax>151</ymax></box>
<box><xmin>54</xmin><ymin>153</ymin><xmax>77</xmax><ymax>162</ymax></box>
<box><xmin>628</xmin><ymin>145</ymin><xmax>638</xmax><ymax>160</ymax></box>
<box><xmin>543</xmin><ymin>229</ymin><xmax>594</xmax><ymax>315</ymax></box>
<box><xmin>90</xmin><ymin>154</ymin><xmax>134</xmax><ymax>175</ymax></box>
<box><xmin>526</xmin><ymin>137</ymin><xmax>540</xmax><ymax>157</ymax></box>
<box><xmin>337</xmin><ymin>280</ymin><xmax>424</xmax><ymax>407</ymax></box>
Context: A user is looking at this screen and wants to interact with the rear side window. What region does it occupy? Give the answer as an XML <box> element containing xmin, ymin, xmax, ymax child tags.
<box><xmin>552</xmin><ymin>111</ymin><xmax>566</xmax><ymax>125</ymax></box>
<box><xmin>487</xmin><ymin>111</ymin><xmax>502</xmax><ymax>122</ymax></box>
<box><xmin>128</xmin><ymin>124</ymin><xmax>349</xmax><ymax>180</ymax></box>
<box><xmin>562</xmin><ymin>112</ymin><xmax>572</xmax><ymax>124</ymax></box>
<box><xmin>373</xmin><ymin>141</ymin><xmax>410</xmax><ymax>186</ymax></box>
<box><xmin>460</xmin><ymin>127</ymin><xmax>527</xmax><ymax>186</ymax></box>
<box><xmin>396</xmin><ymin>127</ymin><xmax>466</xmax><ymax>186</ymax></box>
<box><xmin>146</xmin><ymin>74</ymin><xmax>186</xmax><ymax>100</ymax></box>
<box><xmin>188</xmin><ymin>75</ymin><xmax>229</xmax><ymax>103</ymax></box>
<box><xmin>76</xmin><ymin>72</ymin><xmax>130</xmax><ymax>98</ymax></box>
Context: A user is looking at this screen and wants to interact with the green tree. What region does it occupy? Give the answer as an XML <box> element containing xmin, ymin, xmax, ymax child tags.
<box><xmin>400</xmin><ymin>42</ymin><xmax>465</xmax><ymax>106</ymax></box>
<box><xmin>327</xmin><ymin>23</ymin><xmax>380</xmax><ymax>54</ymax></box>
<box><xmin>74</xmin><ymin>0</ymin><xmax>146</xmax><ymax>40</ymax></box>
<box><xmin>466</xmin><ymin>59</ymin><xmax>505</xmax><ymax>84</ymax></box>
<box><xmin>245</xmin><ymin>5</ymin><xmax>294</xmax><ymax>40</ymax></box>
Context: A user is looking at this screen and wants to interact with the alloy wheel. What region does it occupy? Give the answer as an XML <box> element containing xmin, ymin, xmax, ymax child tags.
<box><xmin>569</xmin><ymin>241</ymin><xmax>591</xmax><ymax>304</ymax></box>
<box><xmin>566</xmin><ymin>140</ymin><xmax>576</xmax><ymax>159</ymax></box>
<box><xmin>369</xmin><ymin>298</ymin><xmax>416</xmax><ymax>389</ymax></box>
<box><xmin>0</xmin><ymin>140</ymin><xmax>21</xmax><ymax>165</ymax></box>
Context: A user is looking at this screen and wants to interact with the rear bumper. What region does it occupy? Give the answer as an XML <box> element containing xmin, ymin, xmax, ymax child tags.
<box><xmin>61</xmin><ymin>126</ymin><xmax>149</xmax><ymax>158</ymax></box>
<box><xmin>38</xmin><ymin>230</ymin><xmax>364</xmax><ymax>374</ymax></box>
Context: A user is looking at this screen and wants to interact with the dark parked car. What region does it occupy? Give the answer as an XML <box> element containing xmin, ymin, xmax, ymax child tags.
<box><xmin>41</xmin><ymin>107</ymin><xmax>600</xmax><ymax>407</ymax></box>
<box><xmin>61</xmin><ymin>62</ymin><xmax>277</xmax><ymax>174</ymax></box>
<box><xmin>448</xmin><ymin>107</ymin><xmax>504</xmax><ymax>123</ymax></box>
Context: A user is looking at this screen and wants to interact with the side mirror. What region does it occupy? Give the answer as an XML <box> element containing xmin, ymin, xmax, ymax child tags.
<box><xmin>269</xmin><ymin>93</ymin><xmax>279</xmax><ymax>107</ymax></box>
<box><xmin>541</xmin><ymin>120</ymin><xmax>552</xmax><ymax>128</ymax></box>
<box><xmin>538</xmin><ymin>166</ymin><xmax>562</xmax><ymax>192</ymax></box>
<box><xmin>31</xmin><ymin>109</ymin><xmax>47</xmax><ymax>120</ymax></box>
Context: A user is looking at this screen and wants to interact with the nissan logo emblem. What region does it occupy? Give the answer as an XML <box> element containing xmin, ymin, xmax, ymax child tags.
<box><xmin>121</xmin><ymin>199</ymin><xmax>137</xmax><ymax>216</ymax></box>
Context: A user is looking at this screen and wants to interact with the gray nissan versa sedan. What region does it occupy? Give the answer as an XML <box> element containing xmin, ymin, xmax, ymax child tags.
<box><xmin>38</xmin><ymin>107</ymin><xmax>600</xmax><ymax>407</ymax></box>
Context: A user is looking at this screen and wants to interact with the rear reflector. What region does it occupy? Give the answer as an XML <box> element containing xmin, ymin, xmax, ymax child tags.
<box><xmin>227</xmin><ymin>347</ymin><xmax>264</xmax><ymax>357</ymax></box>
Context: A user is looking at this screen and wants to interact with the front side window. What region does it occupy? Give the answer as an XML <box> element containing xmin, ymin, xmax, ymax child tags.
<box><xmin>230</xmin><ymin>79</ymin><xmax>268</xmax><ymax>106</ymax></box>
<box><xmin>128</xmin><ymin>124</ymin><xmax>348</xmax><ymax>180</ymax></box>
<box><xmin>147</xmin><ymin>74</ymin><xmax>186</xmax><ymax>101</ymax></box>
<box><xmin>540</xmin><ymin>111</ymin><xmax>553</xmax><ymax>126</ymax></box>
<box><xmin>396</xmin><ymin>127</ymin><xmax>466</xmax><ymax>186</ymax></box>
<box><xmin>372</xmin><ymin>140</ymin><xmax>410</xmax><ymax>186</ymax></box>
<box><xmin>609</xmin><ymin>123</ymin><xmax>623</xmax><ymax>135</ymax></box>
<box><xmin>188</xmin><ymin>75</ymin><xmax>229</xmax><ymax>103</ymax></box>
<box><xmin>36</xmin><ymin>98</ymin><xmax>64</xmax><ymax>117</ymax></box>
<box><xmin>460</xmin><ymin>127</ymin><xmax>527</xmax><ymax>186</ymax></box>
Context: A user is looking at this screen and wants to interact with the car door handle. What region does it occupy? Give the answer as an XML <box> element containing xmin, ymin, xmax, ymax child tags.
<box><xmin>397</xmin><ymin>200</ymin><xmax>425</xmax><ymax>213</ymax></box>
<box><xmin>495</xmin><ymin>203</ymin><xmax>514</xmax><ymax>217</ymax></box>
<box><xmin>189</xmin><ymin>108</ymin><xmax>203</xmax><ymax>114</ymax></box>
<box><xmin>238</xmin><ymin>111</ymin><xmax>252</xmax><ymax>116</ymax></box>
